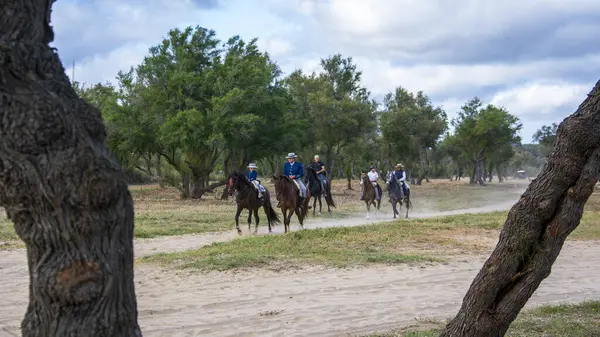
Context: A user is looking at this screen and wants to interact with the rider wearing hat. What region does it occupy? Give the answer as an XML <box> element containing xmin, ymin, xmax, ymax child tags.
<box><xmin>281</xmin><ymin>153</ymin><xmax>307</xmax><ymax>209</ymax></box>
<box><xmin>393</xmin><ymin>163</ymin><xmax>408</xmax><ymax>196</ymax></box>
<box><xmin>247</xmin><ymin>163</ymin><xmax>264</xmax><ymax>199</ymax></box>
<box><xmin>360</xmin><ymin>165</ymin><xmax>382</xmax><ymax>201</ymax></box>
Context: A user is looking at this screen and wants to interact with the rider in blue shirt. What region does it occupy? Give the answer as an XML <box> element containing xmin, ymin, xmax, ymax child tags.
<box><xmin>280</xmin><ymin>152</ymin><xmax>307</xmax><ymax>209</ymax></box>
<box><xmin>393</xmin><ymin>163</ymin><xmax>408</xmax><ymax>196</ymax></box>
<box><xmin>247</xmin><ymin>163</ymin><xmax>263</xmax><ymax>199</ymax></box>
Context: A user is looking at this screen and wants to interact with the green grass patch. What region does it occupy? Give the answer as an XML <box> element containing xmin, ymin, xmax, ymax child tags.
<box><xmin>140</xmin><ymin>224</ymin><xmax>441</xmax><ymax>271</ymax></box>
<box><xmin>140</xmin><ymin>207</ymin><xmax>600</xmax><ymax>271</ymax></box>
<box><xmin>369</xmin><ymin>300</ymin><xmax>600</xmax><ymax>337</ymax></box>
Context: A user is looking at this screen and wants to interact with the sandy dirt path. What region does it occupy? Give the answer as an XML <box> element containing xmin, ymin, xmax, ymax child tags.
<box><xmin>2</xmin><ymin>241</ymin><xmax>599</xmax><ymax>337</ymax></box>
<box><xmin>5</xmin><ymin>188</ymin><xmax>598</xmax><ymax>336</ymax></box>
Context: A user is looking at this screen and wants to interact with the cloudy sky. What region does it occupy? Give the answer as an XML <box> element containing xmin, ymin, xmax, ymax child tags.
<box><xmin>51</xmin><ymin>0</ymin><xmax>600</xmax><ymax>142</ymax></box>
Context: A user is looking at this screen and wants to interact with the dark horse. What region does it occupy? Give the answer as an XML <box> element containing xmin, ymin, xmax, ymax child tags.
<box><xmin>304</xmin><ymin>167</ymin><xmax>336</xmax><ymax>216</ymax></box>
<box><xmin>272</xmin><ymin>175</ymin><xmax>311</xmax><ymax>233</ymax></box>
<box><xmin>360</xmin><ymin>173</ymin><xmax>381</xmax><ymax>218</ymax></box>
<box><xmin>385</xmin><ymin>171</ymin><xmax>412</xmax><ymax>219</ymax></box>
<box><xmin>227</xmin><ymin>171</ymin><xmax>280</xmax><ymax>235</ymax></box>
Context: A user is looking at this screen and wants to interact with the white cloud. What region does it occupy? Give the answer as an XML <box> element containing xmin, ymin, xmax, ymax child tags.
<box><xmin>69</xmin><ymin>43</ymin><xmax>150</xmax><ymax>85</ymax></box>
<box><xmin>343</xmin><ymin>54</ymin><xmax>600</xmax><ymax>98</ymax></box>
<box><xmin>51</xmin><ymin>0</ymin><xmax>600</xmax><ymax>141</ymax></box>
<box><xmin>257</xmin><ymin>38</ymin><xmax>293</xmax><ymax>57</ymax></box>
<box><xmin>307</xmin><ymin>0</ymin><xmax>600</xmax><ymax>45</ymax></box>
<box><xmin>490</xmin><ymin>82</ymin><xmax>591</xmax><ymax>118</ymax></box>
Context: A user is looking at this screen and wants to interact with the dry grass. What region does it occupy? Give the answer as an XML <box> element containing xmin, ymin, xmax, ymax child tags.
<box><xmin>140</xmin><ymin>185</ymin><xmax>600</xmax><ymax>272</ymax></box>
<box><xmin>0</xmin><ymin>178</ymin><xmax>527</xmax><ymax>249</ymax></box>
<box><xmin>370</xmin><ymin>300</ymin><xmax>600</xmax><ymax>337</ymax></box>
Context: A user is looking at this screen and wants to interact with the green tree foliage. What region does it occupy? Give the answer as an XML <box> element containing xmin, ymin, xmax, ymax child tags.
<box><xmin>533</xmin><ymin>122</ymin><xmax>559</xmax><ymax>156</ymax></box>
<box><xmin>76</xmin><ymin>25</ymin><xmax>549</xmax><ymax>199</ymax></box>
<box><xmin>448</xmin><ymin>97</ymin><xmax>522</xmax><ymax>185</ymax></box>
<box><xmin>379</xmin><ymin>86</ymin><xmax>448</xmax><ymax>184</ymax></box>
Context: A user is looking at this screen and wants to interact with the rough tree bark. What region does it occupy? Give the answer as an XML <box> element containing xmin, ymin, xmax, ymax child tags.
<box><xmin>439</xmin><ymin>80</ymin><xmax>600</xmax><ymax>336</ymax></box>
<box><xmin>0</xmin><ymin>1</ymin><xmax>142</xmax><ymax>336</ymax></box>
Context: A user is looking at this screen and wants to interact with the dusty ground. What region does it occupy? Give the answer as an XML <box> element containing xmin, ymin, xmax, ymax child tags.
<box><xmin>1</xmin><ymin>180</ymin><xmax>599</xmax><ymax>337</ymax></box>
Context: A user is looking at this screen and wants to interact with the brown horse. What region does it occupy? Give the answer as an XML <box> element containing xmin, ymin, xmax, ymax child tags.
<box><xmin>360</xmin><ymin>173</ymin><xmax>381</xmax><ymax>218</ymax></box>
<box><xmin>227</xmin><ymin>171</ymin><xmax>280</xmax><ymax>235</ymax></box>
<box><xmin>272</xmin><ymin>175</ymin><xmax>311</xmax><ymax>233</ymax></box>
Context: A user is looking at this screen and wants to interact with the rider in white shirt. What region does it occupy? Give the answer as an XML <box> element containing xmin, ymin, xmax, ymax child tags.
<box><xmin>360</xmin><ymin>166</ymin><xmax>382</xmax><ymax>200</ymax></box>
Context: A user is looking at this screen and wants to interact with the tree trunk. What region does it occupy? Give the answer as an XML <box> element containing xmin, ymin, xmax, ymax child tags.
<box><xmin>497</xmin><ymin>164</ymin><xmax>504</xmax><ymax>183</ymax></box>
<box><xmin>156</xmin><ymin>153</ymin><xmax>165</xmax><ymax>188</ymax></box>
<box><xmin>476</xmin><ymin>159</ymin><xmax>486</xmax><ymax>185</ymax></box>
<box><xmin>439</xmin><ymin>79</ymin><xmax>600</xmax><ymax>337</ymax></box>
<box><xmin>181</xmin><ymin>172</ymin><xmax>191</xmax><ymax>198</ymax></box>
<box><xmin>470</xmin><ymin>161</ymin><xmax>477</xmax><ymax>184</ymax></box>
<box><xmin>0</xmin><ymin>1</ymin><xmax>142</xmax><ymax>335</ymax></box>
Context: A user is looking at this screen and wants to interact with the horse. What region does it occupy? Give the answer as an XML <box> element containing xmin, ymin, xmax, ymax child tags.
<box><xmin>360</xmin><ymin>173</ymin><xmax>381</xmax><ymax>218</ymax></box>
<box><xmin>227</xmin><ymin>171</ymin><xmax>280</xmax><ymax>235</ymax></box>
<box><xmin>272</xmin><ymin>175</ymin><xmax>311</xmax><ymax>233</ymax></box>
<box><xmin>304</xmin><ymin>167</ymin><xmax>336</xmax><ymax>216</ymax></box>
<box><xmin>385</xmin><ymin>171</ymin><xmax>412</xmax><ymax>219</ymax></box>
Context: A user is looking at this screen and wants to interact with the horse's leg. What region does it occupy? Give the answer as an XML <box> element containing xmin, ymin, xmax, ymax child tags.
<box><xmin>365</xmin><ymin>200</ymin><xmax>370</xmax><ymax>218</ymax></box>
<box><xmin>296</xmin><ymin>206</ymin><xmax>305</xmax><ymax>230</ymax></box>
<box><xmin>392</xmin><ymin>200</ymin><xmax>397</xmax><ymax>219</ymax></box>
<box><xmin>247</xmin><ymin>209</ymin><xmax>252</xmax><ymax>233</ymax></box>
<box><xmin>317</xmin><ymin>195</ymin><xmax>322</xmax><ymax>215</ymax></box>
<box><xmin>288</xmin><ymin>207</ymin><xmax>295</xmax><ymax>231</ymax></box>
<box><xmin>282</xmin><ymin>208</ymin><xmax>289</xmax><ymax>233</ymax></box>
<box><xmin>312</xmin><ymin>196</ymin><xmax>317</xmax><ymax>216</ymax></box>
<box><xmin>372</xmin><ymin>200</ymin><xmax>378</xmax><ymax>218</ymax></box>
<box><xmin>253</xmin><ymin>208</ymin><xmax>260</xmax><ymax>234</ymax></box>
<box><xmin>235</xmin><ymin>205</ymin><xmax>243</xmax><ymax>235</ymax></box>
<box><xmin>405</xmin><ymin>195</ymin><xmax>410</xmax><ymax>219</ymax></box>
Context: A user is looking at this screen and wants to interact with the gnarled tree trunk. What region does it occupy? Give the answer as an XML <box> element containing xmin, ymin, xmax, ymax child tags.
<box><xmin>439</xmin><ymin>80</ymin><xmax>600</xmax><ymax>336</ymax></box>
<box><xmin>1</xmin><ymin>1</ymin><xmax>142</xmax><ymax>336</ymax></box>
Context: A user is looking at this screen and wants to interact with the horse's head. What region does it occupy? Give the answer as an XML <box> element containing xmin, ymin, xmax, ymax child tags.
<box><xmin>227</xmin><ymin>172</ymin><xmax>239</xmax><ymax>196</ymax></box>
<box><xmin>272</xmin><ymin>174</ymin><xmax>293</xmax><ymax>199</ymax></box>
<box><xmin>228</xmin><ymin>171</ymin><xmax>248</xmax><ymax>196</ymax></box>
<box><xmin>385</xmin><ymin>171</ymin><xmax>393</xmax><ymax>186</ymax></box>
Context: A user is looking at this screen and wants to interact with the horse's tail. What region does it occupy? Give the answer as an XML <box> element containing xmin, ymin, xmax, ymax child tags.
<box><xmin>325</xmin><ymin>183</ymin><xmax>336</xmax><ymax>208</ymax></box>
<box><xmin>264</xmin><ymin>191</ymin><xmax>280</xmax><ymax>225</ymax></box>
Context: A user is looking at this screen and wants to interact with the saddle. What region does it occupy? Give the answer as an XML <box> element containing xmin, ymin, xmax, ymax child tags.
<box><xmin>291</xmin><ymin>179</ymin><xmax>303</xmax><ymax>197</ymax></box>
<box><xmin>251</xmin><ymin>180</ymin><xmax>264</xmax><ymax>191</ymax></box>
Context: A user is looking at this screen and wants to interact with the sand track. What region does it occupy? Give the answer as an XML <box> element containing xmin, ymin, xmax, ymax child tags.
<box><xmin>2</xmin><ymin>190</ymin><xmax>599</xmax><ymax>336</ymax></box>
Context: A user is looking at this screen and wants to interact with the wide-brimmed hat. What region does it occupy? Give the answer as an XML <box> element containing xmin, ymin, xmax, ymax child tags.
<box><xmin>247</xmin><ymin>163</ymin><xmax>258</xmax><ymax>169</ymax></box>
<box><xmin>285</xmin><ymin>152</ymin><xmax>298</xmax><ymax>159</ymax></box>
<box><xmin>396</xmin><ymin>163</ymin><xmax>404</xmax><ymax>168</ymax></box>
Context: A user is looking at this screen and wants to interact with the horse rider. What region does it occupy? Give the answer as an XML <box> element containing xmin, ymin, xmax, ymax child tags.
<box><xmin>393</xmin><ymin>163</ymin><xmax>408</xmax><ymax>197</ymax></box>
<box><xmin>280</xmin><ymin>152</ymin><xmax>307</xmax><ymax>209</ymax></box>
<box><xmin>309</xmin><ymin>154</ymin><xmax>328</xmax><ymax>197</ymax></box>
<box><xmin>360</xmin><ymin>165</ymin><xmax>382</xmax><ymax>201</ymax></box>
<box><xmin>247</xmin><ymin>163</ymin><xmax>264</xmax><ymax>199</ymax></box>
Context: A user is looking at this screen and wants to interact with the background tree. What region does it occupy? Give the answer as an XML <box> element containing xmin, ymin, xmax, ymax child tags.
<box><xmin>74</xmin><ymin>26</ymin><xmax>547</xmax><ymax>193</ymax></box>
<box><xmin>439</xmin><ymin>80</ymin><xmax>600</xmax><ymax>336</ymax></box>
<box><xmin>450</xmin><ymin>98</ymin><xmax>522</xmax><ymax>185</ymax></box>
<box><xmin>533</xmin><ymin>122</ymin><xmax>559</xmax><ymax>156</ymax></box>
<box><xmin>1</xmin><ymin>0</ymin><xmax>141</xmax><ymax>335</ymax></box>
<box><xmin>380</xmin><ymin>87</ymin><xmax>448</xmax><ymax>184</ymax></box>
